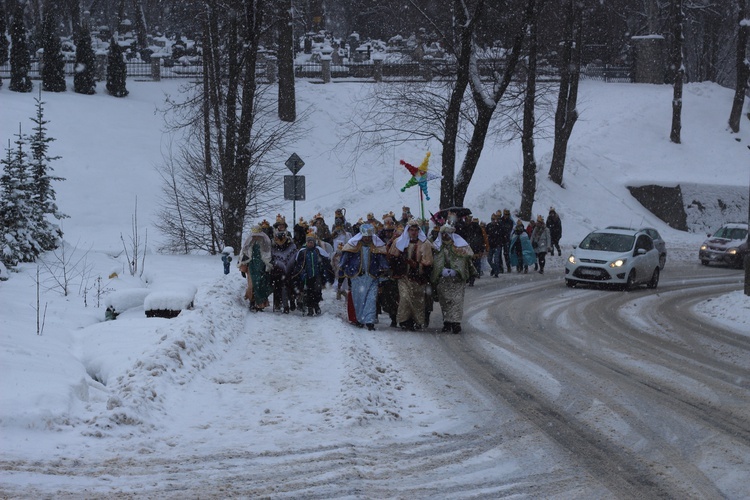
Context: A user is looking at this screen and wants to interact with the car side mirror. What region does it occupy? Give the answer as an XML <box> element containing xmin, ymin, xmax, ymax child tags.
<box><xmin>635</xmin><ymin>248</ymin><xmax>647</xmax><ymax>256</ymax></box>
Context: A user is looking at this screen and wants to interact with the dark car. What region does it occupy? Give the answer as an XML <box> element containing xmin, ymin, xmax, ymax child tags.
<box><xmin>699</xmin><ymin>223</ymin><xmax>749</xmax><ymax>269</ymax></box>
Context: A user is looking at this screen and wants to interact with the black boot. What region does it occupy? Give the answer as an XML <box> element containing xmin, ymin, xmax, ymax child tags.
<box><xmin>442</xmin><ymin>322</ymin><xmax>452</xmax><ymax>333</ymax></box>
<box><xmin>366</xmin><ymin>323</ymin><xmax>376</xmax><ymax>331</ymax></box>
<box><xmin>307</xmin><ymin>307</ymin><xmax>314</xmax><ymax>316</ymax></box>
<box><xmin>452</xmin><ymin>323</ymin><xmax>462</xmax><ymax>334</ymax></box>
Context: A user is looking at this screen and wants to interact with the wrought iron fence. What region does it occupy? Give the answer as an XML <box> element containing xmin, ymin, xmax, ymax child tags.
<box><xmin>0</xmin><ymin>59</ymin><xmax>632</xmax><ymax>84</ymax></box>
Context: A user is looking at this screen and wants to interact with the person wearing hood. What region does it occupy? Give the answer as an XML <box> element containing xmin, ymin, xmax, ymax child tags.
<box><xmin>238</xmin><ymin>225</ymin><xmax>273</xmax><ymax>311</ymax></box>
<box><xmin>270</xmin><ymin>215</ymin><xmax>298</xmax><ymax>313</ymax></box>
<box><xmin>546</xmin><ymin>207</ymin><xmax>563</xmax><ymax>256</ymax></box>
<box><xmin>292</xmin><ymin>230</ymin><xmax>334</xmax><ymax>316</ymax></box>
<box><xmin>509</xmin><ymin>221</ymin><xmax>536</xmax><ymax>274</ymax></box>
<box><xmin>389</xmin><ymin>219</ymin><xmax>433</xmax><ymax>330</ymax></box>
<box><xmin>338</xmin><ymin>223</ymin><xmax>390</xmax><ymax>331</ymax></box>
<box><xmin>530</xmin><ymin>215</ymin><xmax>552</xmax><ymax>274</ymax></box>
<box><xmin>430</xmin><ymin>225</ymin><xmax>477</xmax><ymax>334</ymax></box>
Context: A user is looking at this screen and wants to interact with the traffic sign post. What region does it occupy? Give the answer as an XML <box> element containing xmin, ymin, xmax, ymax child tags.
<box><xmin>284</xmin><ymin>153</ymin><xmax>305</xmax><ymax>223</ymax></box>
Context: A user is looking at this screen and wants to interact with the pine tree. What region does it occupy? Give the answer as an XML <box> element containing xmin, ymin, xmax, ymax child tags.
<box><xmin>41</xmin><ymin>10</ymin><xmax>66</xmax><ymax>92</ymax></box>
<box><xmin>0</xmin><ymin>1</ymin><xmax>9</xmax><ymax>89</ymax></box>
<box><xmin>0</xmin><ymin>129</ymin><xmax>41</xmax><ymax>267</ymax></box>
<box><xmin>106</xmin><ymin>36</ymin><xmax>128</xmax><ymax>97</ymax></box>
<box><xmin>28</xmin><ymin>93</ymin><xmax>66</xmax><ymax>251</ymax></box>
<box><xmin>8</xmin><ymin>0</ymin><xmax>32</xmax><ymax>93</ymax></box>
<box><xmin>73</xmin><ymin>24</ymin><xmax>96</xmax><ymax>95</ymax></box>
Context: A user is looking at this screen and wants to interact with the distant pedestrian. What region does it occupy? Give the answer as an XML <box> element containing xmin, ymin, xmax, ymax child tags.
<box><xmin>530</xmin><ymin>215</ymin><xmax>551</xmax><ymax>274</ymax></box>
<box><xmin>292</xmin><ymin>231</ymin><xmax>334</xmax><ymax>316</ymax></box>
<box><xmin>238</xmin><ymin>226</ymin><xmax>272</xmax><ymax>311</ymax></box>
<box><xmin>546</xmin><ymin>207</ymin><xmax>563</xmax><ymax>256</ymax></box>
<box><xmin>509</xmin><ymin>222</ymin><xmax>536</xmax><ymax>274</ymax></box>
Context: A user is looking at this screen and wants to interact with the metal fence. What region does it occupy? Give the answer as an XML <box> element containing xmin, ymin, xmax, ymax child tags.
<box><xmin>0</xmin><ymin>59</ymin><xmax>632</xmax><ymax>84</ymax></box>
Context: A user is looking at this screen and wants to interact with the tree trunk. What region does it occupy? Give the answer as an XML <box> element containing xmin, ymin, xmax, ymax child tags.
<box><xmin>278</xmin><ymin>0</ymin><xmax>296</xmax><ymax>122</ymax></box>
<box><xmin>548</xmin><ymin>0</ymin><xmax>581</xmax><ymax>186</ymax></box>
<box><xmin>453</xmin><ymin>0</ymin><xmax>534</xmax><ymax>207</ymax></box>
<box><xmin>519</xmin><ymin>7</ymin><xmax>538</xmax><ymax>221</ymax></box>
<box><xmin>439</xmin><ymin>0</ymin><xmax>475</xmax><ymax>210</ymax></box>
<box><xmin>729</xmin><ymin>0</ymin><xmax>748</xmax><ymax>133</ymax></box>
<box><xmin>670</xmin><ymin>0</ymin><xmax>684</xmax><ymax>144</ymax></box>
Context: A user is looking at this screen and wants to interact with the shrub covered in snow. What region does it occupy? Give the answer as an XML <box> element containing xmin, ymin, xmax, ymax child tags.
<box><xmin>144</xmin><ymin>284</ymin><xmax>197</xmax><ymax>318</ymax></box>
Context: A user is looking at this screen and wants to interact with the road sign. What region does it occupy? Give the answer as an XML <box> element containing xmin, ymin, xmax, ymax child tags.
<box><xmin>284</xmin><ymin>175</ymin><xmax>305</xmax><ymax>201</ymax></box>
<box><xmin>285</xmin><ymin>153</ymin><xmax>305</xmax><ymax>174</ymax></box>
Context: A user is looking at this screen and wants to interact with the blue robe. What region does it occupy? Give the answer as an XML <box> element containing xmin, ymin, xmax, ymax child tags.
<box><xmin>509</xmin><ymin>232</ymin><xmax>537</xmax><ymax>268</ymax></box>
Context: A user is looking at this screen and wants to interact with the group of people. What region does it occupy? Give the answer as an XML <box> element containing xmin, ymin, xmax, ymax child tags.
<box><xmin>235</xmin><ymin>206</ymin><xmax>562</xmax><ymax>334</ymax></box>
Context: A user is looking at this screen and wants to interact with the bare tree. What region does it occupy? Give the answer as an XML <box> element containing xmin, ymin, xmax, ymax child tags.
<box><xmin>729</xmin><ymin>0</ymin><xmax>749</xmax><ymax>133</ymax></box>
<box><xmin>519</xmin><ymin>0</ymin><xmax>541</xmax><ymax>220</ymax></box>
<box><xmin>277</xmin><ymin>0</ymin><xmax>296</xmax><ymax>122</ymax></box>
<box><xmin>548</xmin><ymin>0</ymin><xmax>582</xmax><ymax>187</ymax></box>
<box><xmin>670</xmin><ymin>0</ymin><xmax>685</xmax><ymax>144</ymax></box>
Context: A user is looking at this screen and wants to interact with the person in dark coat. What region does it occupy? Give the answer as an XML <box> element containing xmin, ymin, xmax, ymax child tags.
<box><xmin>270</xmin><ymin>215</ymin><xmax>297</xmax><ymax>313</ymax></box>
<box><xmin>464</xmin><ymin>217</ymin><xmax>486</xmax><ymax>286</ymax></box>
<box><xmin>292</xmin><ymin>231</ymin><xmax>335</xmax><ymax>316</ymax></box>
<box><xmin>546</xmin><ymin>207</ymin><xmax>563</xmax><ymax>256</ymax></box>
<box><xmin>510</xmin><ymin>221</ymin><xmax>536</xmax><ymax>274</ymax></box>
<box><xmin>498</xmin><ymin>209</ymin><xmax>515</xmax><ymax>273</ymax></box>
<box><xmin>485</xmin><ymin>211</ymin><xmax>504</xmax><ymax>277</ymax></box>
<box><xmin>293</xmin><ymin>217</ymin><xmax>309</xmax><ymax>249</ymax></box>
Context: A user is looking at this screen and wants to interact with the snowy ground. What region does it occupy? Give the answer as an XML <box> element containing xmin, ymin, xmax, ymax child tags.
<box><xmin>1</xmin><ymin>78</ymin><xmax>749</xmax><ymax>496</ymax></box>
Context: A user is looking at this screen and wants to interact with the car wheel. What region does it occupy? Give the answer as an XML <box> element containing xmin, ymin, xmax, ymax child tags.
<box><xmin>659</xmin><ymin>254</ymin><xmax>666</xmax><ymax>270</ymax></box>
<box><xmin>700</xmin><ymin>260</ymin><xmax>709</xmax><ymax>266</ymax></box>
<box><xmin>624</xmin><ymin>270</ymin><xmax>636</xmax><ymax>291</ymax></box>
<box><xmin>565</xmin><ymin>279</ymin><xmax>577</xmax><ymax>288</ymax></box>
<box><xmin>647</xmin><ymin>267</ymin><xmax>660</xmax><ymax>289</ymax></box>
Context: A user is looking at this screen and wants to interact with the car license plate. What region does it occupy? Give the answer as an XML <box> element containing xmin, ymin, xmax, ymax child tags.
<box><xmin>580</xmin><ymin>269</ymin><xmax>599</xmax><ymax>276</ymax></box>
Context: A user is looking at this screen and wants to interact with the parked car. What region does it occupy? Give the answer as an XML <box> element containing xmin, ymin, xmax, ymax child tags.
<box><xmin>699</xmin><ymin>223</ymin><xmax>749</xmax><ymax>269</ymax></box>
<box><xmin>607</xmin><ymin>226</ymin><xmax>667</xmax><ymax>269</ymax></box>
<box><xmin>565</xmin><ymin>227</ymin><xmax>661</xmax><ymax>290</ymax></box>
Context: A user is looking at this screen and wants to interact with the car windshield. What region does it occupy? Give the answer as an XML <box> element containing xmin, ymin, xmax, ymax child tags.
<box><xmin>713</xmin><ymin>227</ymin><xmax>748</xmax><ymax>240</ymax></box>
<box><xmin>579</xmin><ymin>233</ymin><xmax>634</xmax><ymax>252</ymax></box>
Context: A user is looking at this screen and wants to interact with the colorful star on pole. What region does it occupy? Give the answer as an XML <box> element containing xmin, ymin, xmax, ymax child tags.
<box><xmin>400</xmin><ymin>152</ymin><xmax>440</xmax><ymax>200</ymax></box>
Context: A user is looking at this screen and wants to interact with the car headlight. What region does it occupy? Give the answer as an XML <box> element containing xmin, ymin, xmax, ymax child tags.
<box><xmin>728</xmin><ymin>248</ymin><xmax>738</xmax><ymax>255</ymax></box>
<box><xmin>568</xmin><ymin>255</ymin><xmax>577</xmax><ymax>264</ymax></box>
<box><xmin>700</xmin><ymin>244</ymin><xmax>708</xmax><ymax>251</ymax></box>
<box><xmin>610</xmin><ymin>258</ymin><xmax>627</xmax><ymax>268</ymax></box>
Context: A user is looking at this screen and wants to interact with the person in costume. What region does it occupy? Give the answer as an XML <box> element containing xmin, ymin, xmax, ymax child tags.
<box><xmin>312</xmin><ymin>213</ymin><xmax>333</xmax><ymax>245</ymax></box>
<box><xmin>293</xmin><ymin>217</ymin><xmax>309</xmax><ymax>248</ymax></box>
<box><xmin>270</xmin><ymin>215</ymin><xmax>298</xmax><ymax>313</ymax></box>
<box><xmin>431</xmin><ymin>224</ymin><xmax>477</xmax><ymax>334</ymax></box>
<box><xmin>377</xmin><ymin>213</ymin><xmax>400</xmax><ymax>325</ymax></box>
<box><xmin>331</xmin><ymin>208</ymin><xmax>353</xmax><ymax>300</ymax></box>
<box><xmin>389</xmin><ymin>219</ymin><xmax>433</xmax><ymax>330</ymax></box>
<box><xmin>238</xmin><ymin>225</ymin><xmax>272</xmax><ymax>311</ymax></box>
<box><xmin>509</xmin><ymin>221</ymin><xmax>536</xmax><ymax>274</ymax></box>
<box><xmin>338</xmin><ymin>223</ymin><xmax>390</xmax><ymax>331</ymax></box>
<box><xmin>292</xmin><ymin>231</ymin><xmax>334</xmax><ymax>316</ymax></box>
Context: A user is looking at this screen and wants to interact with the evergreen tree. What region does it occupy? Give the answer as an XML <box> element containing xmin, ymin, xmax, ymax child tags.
<box><xmin>0</xmin><ymin>1</ymin><xmax>9</xmax><ymax>89</ymax></box>
<box><xmin>0</xmin><ymin>130</ymin><xmax>41</xmax><ymax>267</ymax></box>
<box><xmin>41</xmin><ymin>10</ymin><xmax>66</xmax><ymax>92</ymax></box>
<box><xmin>28</xmin><ymin>94</ymin><xmax>66</xmax><ymax>251</ymax></box>
<box><xmin>73</xmin><ymin>24</ymin><xmax>96</xmax><ymax>95</ymax></box>
<box><xmin>8</xmin><ymin>0</ymin><xmax>32</xmax><ymax>93</ymax></box>
<box><xmin>106</xmin><ymin>36</ymin><xmax>128</xmax><ymax>97</ymax></box>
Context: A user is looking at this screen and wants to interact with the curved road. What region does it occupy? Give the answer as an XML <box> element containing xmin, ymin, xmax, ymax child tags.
<box><xmin>438</xmin><ymin>263</ymin><xmax>750</xmax><ymax>498</ymax></box>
